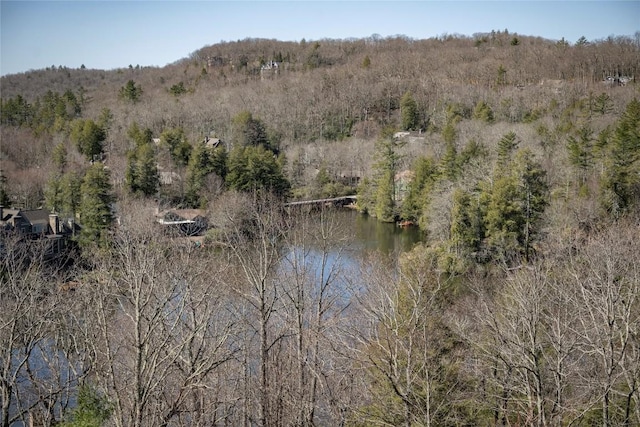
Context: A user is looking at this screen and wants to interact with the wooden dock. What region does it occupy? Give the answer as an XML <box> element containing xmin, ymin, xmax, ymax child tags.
<box><xmin>284</xmin><ymin>195</ymin><xmax>357</xmax><ymax>208</ymax></box>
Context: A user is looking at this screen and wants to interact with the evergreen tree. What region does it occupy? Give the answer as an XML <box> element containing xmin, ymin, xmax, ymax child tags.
<box><xmin>457</xmin><ymin>139</ymin><xmax>486</xmax><ymax>170</ymax></box>
<box><xmin>472</xmin><ymin>100</ymin><xmax>494</xmax><ymax>123</ymax></box>
<box><xmin>126</xmin><ymin>142</ymin><xmax>159</xmax><ymax>197</ymax></box>
<box><xmin>169</xmin><ymin>81</ymin><xmax>187</xmax><ymax>96</ymax></box>
<box><xmin>593</xmin><ymin>92</ymin><xmax>613</xmax><ymax>115</ymax></box>
<box><xmin>401</xmin><ymin>156</ymin><xmax>438</xmax><ymax>222</ymax></box>
<box><xmin>496</xmin><ymin>64</ymin><xmax>507</xmax><ymax>86</ymax></box>
<box><xmin>601</xmin><ymin>99</ymin><xmax>640</xmax><ymax>216</ymax></box>
<box><xmin>1</xmin><ymin>94</ymin><xmax>32</xmax><ymax>126</ymax></box>
<box><xmin>485</xmin><ymin>149</ymin><xmax>548</xmax><ymax>262</ymax></box>
<box><xmin>232</xmin><ymin>111</ymin><xmax>269</xmax><ymax>149</ymax></box>
<box><xmin>125</xmin><ymin>150</ymin><xmax>138</xmax><ymax>193</ymax></box>
<box><xmin>78</xmin><ymin>163</ymin><xmax>114</xmax><ymax>246</ymax></box>
<box><xmin>513</xmin><ymin>149</ymin><xmax>549</xmax><ymax>261</ymax></box>
<box><xmin>44</xmin><ymin>175</ymin><xmax>64</xmax><ymax>213</ymax></box>
<box><xmin>210</xmin><ymin>146</ymin><xmax>229</xmax><ymax>180</ymax></box>
<box><xmin>576</xmin><ymin>35</ymin><xmax>589</xmax><ymax>46</ymax></box>
<box><xmin>119</xmin><ymin>80</ymin><xmax>143</xmax><ymax>103</ymax></box>
<box><xmin>160</xmin><ymin>127</ymin><xmax>192</xmax><ymax>167</ymax></box>
<box><xmin>567</xmin><ymin>125</ymin><xmax>595</xmax><ymax>187</ymax></box>
<box><xmin>70</xmin><ymin>119</ymin><xmax>106</xmax><ymax>161</ymax></box>
<box><xmin>439</xmin><ymin>141</ymin><xmax>459</xmax><ymax>180</ymax></box>
<box><xmin>496</xmin><ymin>131</ymin><xmax>519</xmax><ymax>169</ymax></box>
<box><xmin>60</xmin><ymin>384</ymin><xmax>112</xmax><ymax>427</ymax></box>
<box><xmin>62</xmin><ymin>89</ymin><xmax>82</xmax><ymax>118</ymax></box>
<box><xmin>97</xmin><ymin>108</ymin><xmax>114</xmax><ymax>133</ymax></box>
<box><xmin>185</xmin><ymin>142</ymin><xmax>215</xmax><ymax>207</ymax></box>
<box><xmin>226</xmin><ymin>145</ymin><xmax>290</xmax><ymax>198</ymax></box>
<box><xmin>52</xmin><ymin>142</ymin><xmax>68</xmax><ymax>174</ymax></box>
<box><xmin>485</xmin><ymin>171</ymin><xmax>524</xmax><ymax>261</ymax></box>
<box><xmin>364</xmin><ymin>131</ymin><xmax>405</xmax><ymax>222</ymax></box>
<box><xmin>62</xmin><ymin>171</ymin><xmax>82</xmax><ymax>219</ymax></box>
<box><xmin>0</xmin><ymin>169</ymin><xmax>10</xmax><ymax>207</ymax></box>
<box><xmin>441</xmin><ymin>119</ymin><xmax>457</xmax><ymax>145</ymax></box>
<box><xmin>400</xmin><ymin>91</ymin><xmax>419</xmax><ymax>131</ymax></box>
<box><xmin>374</xmin><ymin>168</ymin><xmax>395</xmax><ymax>222</ymax></box>
<box><xmin>127</xmin><ymin>122</ymin><xmax>153</xmax><ymax>147</ymax></box>
<box><xmin>33</xmin><ymin>90</ymin><xmax>80</xmax><ymax>132</ymax></box>
<box><xmin>356</xmin><ymin>177</ymin><xmax>376</xmax><ymax>214</ymax></box>
<box><xmin>450</xmin><ymin>188</ymin><xmax>484</xmax><ymax>257</ymax></box>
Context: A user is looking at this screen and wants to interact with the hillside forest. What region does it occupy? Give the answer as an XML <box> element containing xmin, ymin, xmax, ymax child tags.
<box><xmin>1</xmin><ymin>31</ymin><xmax>640</xmax><ymax>426</ymax></box>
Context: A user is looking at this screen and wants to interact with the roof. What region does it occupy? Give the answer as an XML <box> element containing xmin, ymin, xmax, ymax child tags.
<box><xmin>20</xmin><ymin>209</ymin><xmax>51</xmax><ymax>225</ymax></box>
<box><xmin>156</xmin><ymin>209</ymin><xmax>207</xmax><ymax>224</ymax></box>
<box><xmin>1</xmin><ymin>208</ymin><xmax>20</xmax><ymax>222</ymax></box>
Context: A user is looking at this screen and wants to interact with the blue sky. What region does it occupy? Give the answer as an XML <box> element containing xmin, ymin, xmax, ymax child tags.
<box><xmin>1</xmin><ymin>1</ymin><xmax>638</xmax><ymax>76</ymax></box>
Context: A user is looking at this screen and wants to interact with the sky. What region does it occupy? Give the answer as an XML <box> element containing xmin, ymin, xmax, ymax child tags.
<box><xmin>1</xmin><ymin>1</ymin><xmax>638</xmax><ymax>76</ymax></box>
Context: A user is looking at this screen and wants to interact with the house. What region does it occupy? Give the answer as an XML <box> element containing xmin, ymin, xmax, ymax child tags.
<box><xmin>0</xmin><ymin>206</ymin><xmax>77</xmax><ymax>258</ymax></box>
<box><xmin>155</xmin><ymin>208</ymin><xmax>208</xmax><ymax>236</ymax></box>
<box><xmin>1</xmin><ymin>206</ymin><xmax>67</xmax><ymax>236</ymax></box>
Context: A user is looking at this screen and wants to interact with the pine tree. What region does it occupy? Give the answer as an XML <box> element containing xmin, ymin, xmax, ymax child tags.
<box><xmin>70</xmin><ymin>119</ymin><xmax>106</xmax><ymax>161</ymax></box>
<box><xmin>127</xmin><ymin>122</ymin><xmax>153</xmax><ymax>147</ymax></box>
<box><xmin>60</xmin><ymin>384</ymin><xmax>112</xmax><ymax>427</ymax></box>
<box><xmin>567</xmin><ymin>125</ymin><xmax>595</xmax><ymax>187</ymax></box>
<box><xmin>485</xmin><ymin>148</ymin><xmax>548</xmax><ymax>262</ymax></box>
<box><xmin>601</xmin><ymin>99</ymin><xmax>640</xmax><ymax>216</ymax></box>
<box><xmin>450</xmin><ymin>188</ymin><xmax>484</xmax><ymax>257</ymax></box>
<box><xmin>52</xmin><ymin>142</ymin><xmax>68</xmax><ymax>174</ymax></box>
<box><xmin>441</xmin><ymin>120</ymin><xmax>457</xmax><ymax>145</ymax></box>
<box><xmin>62</xmin><ymin>171</ymin><xmax>82</xmax><ymax>218</ymax></box>
<box><xmin>44</xmin><ymin>175</ymin><xmax>65</xmax><ymax>213</ymax></box>
<box><xmin>401</xmin><ymin>156</ymin><xmax>438</xmax><ymax>222</ymax></box>
<box><xmin>185</xmin><ymin>142</ymin><xmax>214</xmax><ymax>208</ymax></box>
<box><xmin>232</xmin><ymin>111</ymin><xmax>269</xmax><ymax>149</ymax></box>
<box><xmin>513</xmin><ymin>149</ymin><xmax>549</xmax><ymax>261</ymax></box>
<box><xmin>594</xmin><ymin>92</ymin><xmax>613</xmax><ymax>115</ymax></box>
<box><xmin>368</xmin><ymin>132</ymin><xmax>404</xmax><ymax>222</ymax></box>
<box><xmin>226</xmin><ymin>145</ymin><xmax>290</xmax><ymax>198</ymax></box>
<box><xmin>119</xmin><ymin>80</ymin><xmax>143</xmax><ymax>103</ymax></box>
<box><xmin>126</xmin><ymin>142</ymin><xmax>159</xmax><ymax>197</ymax></box>
<box><xmin>496</xmin><ymin>131</ymin><xmax>519</xmax><ymax>169</ymax></box>
<box><xmin>98</xmin><ymin>107</ymin><xmax>113</xmax><ymax>132</ymax></box>
<box><xmin>0</xmin><ymin>169</ymin><xmax>10</xmax><ymax>207</ymax></box>
<box><xmin>496</xmin><ymin>64</ymin><xmax>507</xmax><ymax>86</ymax></box>
<box><xmin>485</xmin><ymin>172</ymin><xmax>522</xmax><ymax>260</ymax></box>
<box><xmin>400</xmin><ymin>91</ymin><xmax>419</xmax><ymax>131</ymax></box>
<box><xmin>374</xmin><ymin>169</ymin><xmax>395</xmax><ymax>222</ymax></box>
<box><xmin>210</xmin><ymin>146</ymin><xmax>228</xmax><ymax>180</ymax></box>
<box><xmin>160</xmin><ymin>127</ymin><xmax>192</xmax><ymax>167</ymax></box>
<box><xmin>472</xmin><ymin>100</ymin><xmax>494</xmax><ymax>123</ymax></box>
<box><xmin>439</xmin><ymin>141</ymin><xmax>459</xmax><ymax>181</ymax></box>
<box><xmin>78</xmin><ymin>163</ymin><xmax>114</xmax><ymax>246</ymax></box>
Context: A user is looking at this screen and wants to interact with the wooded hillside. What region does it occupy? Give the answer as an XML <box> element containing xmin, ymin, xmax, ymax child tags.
<box><xmin>1</xmin><ymin>31</ymin><xmax>640</xmax><ymax>426</ymax></box>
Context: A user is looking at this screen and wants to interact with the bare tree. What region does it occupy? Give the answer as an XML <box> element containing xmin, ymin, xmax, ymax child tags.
<box><xmin>82</xmin><ymin>200</ymin><xmax>237</xmax><ymax>427</ymax></box>
<box><xmin>278</xmin><ymin>206</ymin><xmax>353</xmax><ymax>425</ymax></box>
<box><xmin>1</xmin><ymin>233</ymin><xmax>84</xmax><ymax>426</ymax></box>
<box><xmin>342</xmin><ymin>249</ymin><xmax>460</xmax><ymax>427</ymax></box>
<box><xmin>568</xmin><ymin>223</ymin><xmax>640</xmax><ymax>427</ymax></box>
<box><xmin>459</xmin><ymin>265</ymin><xmax>554</xmax><ymax>427</ymax></box>
<box><xmin>219</xmin><ymin>192</ymin><xmax>289</xmax><ymax>426</ymax></box>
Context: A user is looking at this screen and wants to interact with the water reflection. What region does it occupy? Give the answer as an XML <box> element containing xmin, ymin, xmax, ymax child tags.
<box><xmin>350</xmin><ymin>210</ymin><xmax>424</xmax><ymax>254</ymax></box>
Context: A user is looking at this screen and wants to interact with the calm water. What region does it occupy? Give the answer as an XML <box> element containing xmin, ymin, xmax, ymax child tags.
<box><xmin>351</xmin><ymin>210</ymin><xmax>424</xmax><ymax>254</ymax></box>
<box><xmin>281</xmin><ymin>208</ymin><xmax>424</xmax><ymax>281</ymax></box>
